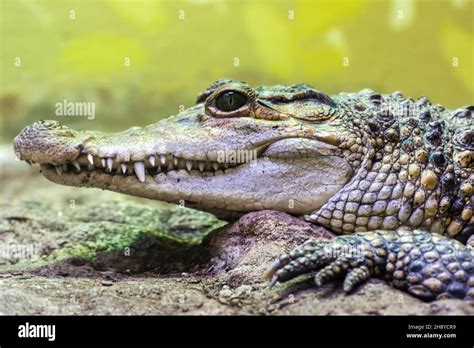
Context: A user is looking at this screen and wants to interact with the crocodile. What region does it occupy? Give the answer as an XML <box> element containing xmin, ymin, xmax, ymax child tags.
<box><xmin>13</xmin><ymin>78</ymin><xmax>474</xmax><ymax>302</ymax></box>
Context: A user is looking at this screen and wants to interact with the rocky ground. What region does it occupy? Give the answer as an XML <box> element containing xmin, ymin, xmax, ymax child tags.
<box><xmin>1</xmin><ymin>146</ymin><xmax>473</xmax><ymax>315</ymax></box>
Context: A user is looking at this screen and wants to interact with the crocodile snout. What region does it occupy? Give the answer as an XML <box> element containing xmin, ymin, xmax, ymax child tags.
<box><xmin>13</xmin><ymin>120</ymin><xmax>86</xmax><ymax>165</ymax></box>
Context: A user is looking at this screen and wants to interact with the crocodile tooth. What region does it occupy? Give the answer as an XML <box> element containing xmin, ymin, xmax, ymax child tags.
<box><xmin>186</xmin><ymin>160</ymin><xmax>193</xmax><ymax>171</ymax></box>
<box><xmin>121</xmin><ymin>163</ymin><xmax>128</xmax><ymax>174</ymax></box>
<box><xmin>106</xmin><ymin>158</ymin><xmax>114</xmax><ymax>172</ymax></box>
<box><xmin>173</xmin><ymin>157</ymin><xmax>179</xmax><ymax>166</ymax></box>
<box><xmin>148</xmin><ymin>155</ymin><xmax>156</xmax><ymax>167</ymax></box>
<box><xmin>55</xmin><ymin>165</ymin><xmax>62</xmax><ymax>176</ymax></box>
<box><xmin>133</xmin><ymin>162</ymin><xmax>146</xmax><ymax>182</ymax></box>
<box><xmin>160</xmin><ymin>154</ymin><xmax>167</xmax><ymax>166</ymax></box>
<box><xmin>71</xmin><ymin>160</ymin><xmax>81</xmax><ymax>171</ymax></box>
<box><xmin>198</xmin><ymin>162</ymin><xmax>205</xmax><ymax>172</ymax></box>
<box><xmin>212</xmin><ymin>162</ymin><xmax>219</xmax><ymax>171</ymax></box>
<box><xmin>100</xmin><ymin>158</ymin><xmax>106</xmax><ymax>168</ymax></box>
<box><xmin>87</xmin><ymin>154</ymin><xmax>94</xmax><ymax>165</ymax></box>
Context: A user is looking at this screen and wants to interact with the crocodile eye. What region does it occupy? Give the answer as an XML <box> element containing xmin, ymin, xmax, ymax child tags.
<box><xmin>216</xmin><ymin>91</ymin><xmax>247</xmax><ymax>112</ymax></box>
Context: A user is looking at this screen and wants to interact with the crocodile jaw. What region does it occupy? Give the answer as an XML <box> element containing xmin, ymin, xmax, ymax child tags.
<box><xmin>13</xmin><ymin>109</ymin><xmax>353</xmax><ymax>216</ymax></box>
<box><xmin>39</xmin><ymin>154</ymin><xmax>351</xmax><ymax>215</ymax></box>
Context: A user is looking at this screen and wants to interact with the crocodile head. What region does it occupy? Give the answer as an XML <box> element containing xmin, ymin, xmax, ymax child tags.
<box><xmin>13</xmin><ymin>79</ymin><xmax>360</xmax><ymax>217</ymax></box>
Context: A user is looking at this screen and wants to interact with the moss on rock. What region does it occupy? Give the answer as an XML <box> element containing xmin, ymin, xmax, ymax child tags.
<box><xmin>0</xmin><ymin>200</ymin><xmax>226</xmax><ymax>270</ymax></box>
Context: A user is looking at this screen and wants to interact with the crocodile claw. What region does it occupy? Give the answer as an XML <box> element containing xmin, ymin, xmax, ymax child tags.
<box><xmin>265</xmin><ymin>235</ymin><xmax>380</xmax><ymax>293</ymax></box>
<box><xmin>266</xmin><ymin>230</ymin><xmax>474</xmax><ymax>301</ymax></box>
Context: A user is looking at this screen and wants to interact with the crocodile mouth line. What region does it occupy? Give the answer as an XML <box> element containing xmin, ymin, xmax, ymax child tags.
<box><xmin>38</xmin><ymin>152</ymin><xmax>246</xmax><ymax>183</ymax></box>
<box><xmin>22</xmin><ymin>135</ymin><xmax>340</xmax><ymax>183</ymax></box>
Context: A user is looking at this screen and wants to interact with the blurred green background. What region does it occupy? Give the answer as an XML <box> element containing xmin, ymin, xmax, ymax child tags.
<box><xmin>1</xmin><ymin>0</ymin><xmax>473</xmax><ymax>141</ymax></box>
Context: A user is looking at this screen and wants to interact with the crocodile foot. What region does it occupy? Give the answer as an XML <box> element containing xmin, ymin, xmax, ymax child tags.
<box><xmin>265</xmin><ymin>229</ymin><xmax>474</xmax><ymax>302</ymax></box>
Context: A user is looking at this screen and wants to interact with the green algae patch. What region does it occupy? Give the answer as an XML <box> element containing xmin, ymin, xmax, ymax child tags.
<box><xmin>48</xmin><ymin>223</ymin><xmax>198</xmax><ymax>262</ymax></box>
<box><xmin>0</xmin><ymin>200</ymin><xmax>226</xmax><ymax>271</ymax></box>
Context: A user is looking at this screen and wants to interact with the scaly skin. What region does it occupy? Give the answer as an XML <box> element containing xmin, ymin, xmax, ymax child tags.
<box><xmin>264</xmin><ymin>229</ymin><xmax>473</xmax><ymax>301</ymax></box>
<box><xmin>13</xmin><ymin>79</ymin><xmax>474</xmax><ymax>301</ymax></box>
